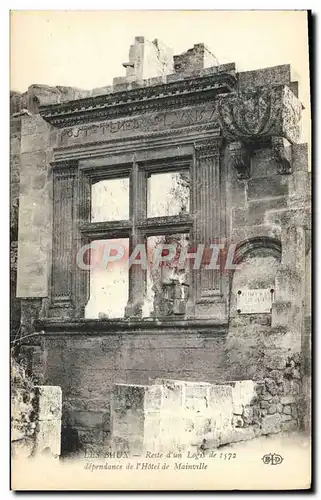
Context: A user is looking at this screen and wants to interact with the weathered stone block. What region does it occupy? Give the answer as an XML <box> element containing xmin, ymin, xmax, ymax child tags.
<box><xmin>261</xmin><ymin>393</ymin><xmax>273</xmax><ymax>401</ymax></box>
<box><xmin>265</xmin><ymin>378</ymin><xmax>278</xmax><ymax>396</ymax></box>
<box><xmin>243</xmin><ymin>405</ymin><xmax>254</xmax><ymax>424</ymax></box>
<box><xmin>232</xmin><ymin>415</ymin><xmax>244</xmax><ymax>428</ymax></box>
<box><xmin>221</xmin><ymin>380</ymin><xmax>256</xmax><ymax>414</ymax></box>
<box><xmin>222</xmin><ymin>426</ymin><xmax>256</xmax><ymax>445</ymax></box>
<box><xmin>291</xmin><ymin>405</ymin><xmax>298</xmax><ymax>419</ymax></box>
<box><xmin>276</xmin><ymin>404</ymin><xmax>283</xmax><ymax>413</ymax></box>
<box><xmin>264</xmin><ymin>353</ymin><xmax>287</xmax><ymax>370</ymax></box>
<box><xmin>250</xmin><ymin>148</ymin><xmax>278</xmax><ymax>178</ymax></box>
<box><xmin>33</xmin><ymin>419</ymin><xmax>61</xmax><ymax>456</ymax></box>
<box><xmin>238</xmin><ymin>65</ymin><xmax>291</xmax><ymax>90</ymax></box>
<box><xmin>34</xmin><ymin>386</ymin><xmax>62</xmax><ymax>421</ymax></box>
<box><xmin>69</xmin><ymin>411</ymin><xmax>104</xmax><ymax>428</ymax></box>
<box><xmin>144</xmin><ymin>385</ymin><xmax>163</xmax><ymax>412</ymax></box>
<box><xmin>112</xmin><ymin>384</ymin><xmax>145</xmax><ymax>410</ymax></box>
<box><xmin>261</xmin><ymin>413</ymin><xmax>282</xmax><ymax>434</ymax></box>
<box><xmin>77</xmin><ymin>427</ymin><xmax>104</xmax><ymax>445</ymax></box>
<box><xmin>248</xmin><ymin>176</ymin><xmax>289</xmax><ymax>200</ymax></box>
<box><xmin>283</xmin><ymin>405</ymin><xmax>292</xmax><ymax>415</ymax></box>
<box><xmin>280</xmin><ymin>395</ymin><xmax>296</xmax><ymax>405</ymax></box>
<box><xmin>11</xmin><ymin>437</ymin><xmax>35</xmax><ymax>459</ymax></box>
<box><xmin>268</xmin><ymin>404</ymin><xmax>277</xmax><ymax>415</ymax></box>
<box><xmin>280</xmin><ymin>413</ymin><xmax>292</xmax><ymax>422</ymax></box>
<box><xmin>281</xmin><ymin>420</ymin><xmax>298</xmax><ymax>432</ymax></box>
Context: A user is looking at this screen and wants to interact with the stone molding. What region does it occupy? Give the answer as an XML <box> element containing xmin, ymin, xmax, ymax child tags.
<box><xmin>39</xmin><ymin>73</ymin><xmax>236</xmax><ymax>127</ymax></box>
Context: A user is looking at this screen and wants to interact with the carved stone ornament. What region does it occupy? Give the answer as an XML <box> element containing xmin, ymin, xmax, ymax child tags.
<box><xmin>217</xmin><ymin>84</ymin><xmax>302</xmax><ymax>145</ymax></box>
<box><xmin>194</xmin><ymin>139</ymin><xmax>221</xmax><ymax>159</ymax></box>
<box><xmin>271</xmin><ymin>137</ymin><xmax>292</xmax><ymax>174</ymax></box>
<box><xmin>227</xmin><ymin>141</ymin><xmax>251</xmax><ymax>180</ymax></box>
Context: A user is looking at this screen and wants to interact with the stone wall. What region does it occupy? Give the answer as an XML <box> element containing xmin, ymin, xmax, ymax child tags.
<box><xmin>10</xmin><ymin>93</ymin><xmax>24</xmax><ymax>340</ymax></box>
<box><xmin>40</xmin><ymin>328</ymin><xmax>303</xmax><ymax>452</ymax></box>
<box><xmin>43</xmin><ymin>331</ymin><xmax>228</xmax><ymax>451</ymax></box>
<box><xmin>16</xmin><ymin>113</ymin><xmax>53</xmax><ymax>299</ymax></box>
<box><xmin>109</xmin><ymin>374</ymin><xmax>301</xmax><ymax>454</ymax></box>
<box><xmin>173</xmin><ymin>43</ymin><xmax>218</xmax><ymax>75</ymax></box>
<box><xmin>11</xmin><ymin>355</ymin><xmax>62</xmax><ymax>459</ymax></box>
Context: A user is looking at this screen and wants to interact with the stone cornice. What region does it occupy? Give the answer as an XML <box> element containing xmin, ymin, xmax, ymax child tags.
<box><xmin>39</xmin><ymin>72</ymin><xmax>237</xmax><ymax>127</ymax></box>
<box><xmin>34</xmin><ymin>318</ymin><xmax>229</xmax><ymax>334</ymax></box>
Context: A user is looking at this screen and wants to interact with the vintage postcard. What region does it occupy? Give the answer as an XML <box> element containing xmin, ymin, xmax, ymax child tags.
<box><xmin>10</xmin><ymin>10</ymin><xmax>312</xmax><ymax>491</ymax></box>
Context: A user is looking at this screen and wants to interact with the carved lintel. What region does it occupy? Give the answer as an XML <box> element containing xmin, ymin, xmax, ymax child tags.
<box><xmin>272</xmin><ymin>137</ymin><xmax>292</xmax><ymax>174</ymax></box>
<box><xmin>228</xmin><ymin>141</ymin><xmax>250</xmax><ymax>180</ymax></box>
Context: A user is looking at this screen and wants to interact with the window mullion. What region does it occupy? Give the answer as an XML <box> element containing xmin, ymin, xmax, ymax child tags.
<box><xmin>125</xmin><ymin>160</ymin><xmax>147</xmax><ymax>317</ymax></box>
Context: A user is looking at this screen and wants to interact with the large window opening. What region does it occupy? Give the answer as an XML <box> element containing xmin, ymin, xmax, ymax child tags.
<box><xmin>80</xmin><ymin>160</ymin><xmax>193</xmax><ymax>320</ymax></box>
<box><xmin>147</xmin><ymin>171</ymin><xmax>190</xmax><ymax>218</ymax></box>
<box><xmin>91</xmin><ymin>178</ymin><xmax>130</xmax><ymax>222</ymax></box>
<box><xmin>144</xmin><ymin>233</ymin><xmax>189</xmax><ymax>318</ymax></box>
<box><xmin>84</xmin><ymin>238</ymin><xmax>129</xmax><ymax>319</ymax></box>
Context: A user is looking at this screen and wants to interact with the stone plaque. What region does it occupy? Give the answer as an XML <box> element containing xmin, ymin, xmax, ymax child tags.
<box><xmin>236</xmin><ymin>288</ymin><xmax>274</xmax><ymax>314</ymax></box>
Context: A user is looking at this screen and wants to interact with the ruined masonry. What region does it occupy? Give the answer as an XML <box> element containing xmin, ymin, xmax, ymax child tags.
<box><xmin>10</xmin><ymin>36</ymin><xmax>311</xmax><ymax>455</ymax></box>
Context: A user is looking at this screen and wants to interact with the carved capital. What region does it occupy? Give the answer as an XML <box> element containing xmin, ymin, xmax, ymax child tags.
<box><xmin>51</xmin><ymin>159</ymin><xmax>78</xmax><ymax>177</ymax></box>
<box><xmin>227</xmin><ymin>141</ymin><xmax>251</xmax><ymax>180</ymax></box>
<box><xmin>271</xmin><ymin>137</ymin><xmax>292</xmax><ymax>174</ymax></box>
<box><xmin>194</xmin><ymin>140</ymin><xmax>221</xmax><ymax>159</ymax></box>
<box><xmin>217</xmin><ymin>85</ymin><xmax>302</xmax><ymax>144</ymax></box>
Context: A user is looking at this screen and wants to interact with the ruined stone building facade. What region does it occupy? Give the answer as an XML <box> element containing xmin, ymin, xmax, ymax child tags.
<box><xmin>10</xmin><ymin>37</ymin><xmax>311</xmax><ymax>453</ymax></box>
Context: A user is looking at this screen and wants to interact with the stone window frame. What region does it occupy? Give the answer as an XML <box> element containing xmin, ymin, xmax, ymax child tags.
<box><xmin>48</xmin><ymin>156</ymin><xmax>194</xmax><ymax>320</ymax></box>
<box><xmin>81</xmin><ymin>156</ymin><xmax>193</xmax><ymax>319</ymax></box>
<box><xmin>49</xmin><ymin>136</ymin><xmax>227</xmax><ymax>323</ymax></box>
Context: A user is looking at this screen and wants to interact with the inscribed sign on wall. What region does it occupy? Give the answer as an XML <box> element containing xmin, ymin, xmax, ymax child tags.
<box><xmin>58</xmin><ymin>103</ymin><xmax>218</xmax><ymax>146</ymax></box>
<box><xmin>236</xmin><ymin>288</ymin><xmax>274</xmax><ymax>314</ymax></box>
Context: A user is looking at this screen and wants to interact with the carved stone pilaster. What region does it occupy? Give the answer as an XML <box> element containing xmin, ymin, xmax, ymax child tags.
<box><xmin>73</xmin><ymin>169</ymin><xmax>91</xmax><ymax>318</ymax></box>
<box><xmin>49</xmin><ymin>160</ymin><xmax>78</xmax><ymax>318</ymax></box>
<box><xmin>187</xmin><ymin>139</ymin><xmax>226</xmax><ymax>320</ymax></box>
<box><xmin>227</xmin><ymin>141</ymin><xmax>251</xmax><ymax>180</ymax></box>
<box><xmin>271</xmin><ymin>137</ymin><xmax>292</xmax><ymax>174</ymax></box>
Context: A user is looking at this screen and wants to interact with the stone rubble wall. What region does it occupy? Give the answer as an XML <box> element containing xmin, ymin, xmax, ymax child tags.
<box><xmin>110</xmin><ymin>374</ymin><xmax>302</xmax><ymax>454</ymax></box>
<box><xmin>11</xmin><ymin>355</ymin><xmax>62</xmax><ymax>459</ymax></box>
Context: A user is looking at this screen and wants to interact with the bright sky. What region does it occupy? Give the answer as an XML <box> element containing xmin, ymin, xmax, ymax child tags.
<box><xmin>10</xmin><ymin>10</ymin><xmax>311</xmax><ymax>144</ymax></box>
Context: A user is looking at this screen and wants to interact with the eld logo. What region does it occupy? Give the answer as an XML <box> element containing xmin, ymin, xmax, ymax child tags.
<box><xmin>262</xmin><ymin>453</ymin><xmax>284</xmax><ymax>465</ymax></box>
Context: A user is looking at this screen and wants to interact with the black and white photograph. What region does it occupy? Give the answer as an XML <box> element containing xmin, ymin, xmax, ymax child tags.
<box><xmin>9</xmin><ymin>9</ymin><xmax>312</xmax><ymax>491</ymax></box>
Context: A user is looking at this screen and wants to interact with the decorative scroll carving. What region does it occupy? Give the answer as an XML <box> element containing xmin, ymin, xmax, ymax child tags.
<box><xmin>217</xmin><ymin>85</ymin><xmax>302</xmax><ymax>145</ymax></box>
<box><xmin>271</xmin><ymin>137</ymin><xmax>292</xmax><ymax>174</ymax></box>
<box><xmin>227</xmin><ymin>141</ymin><xmax>251</xmax><ymax>180</ymax></box>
